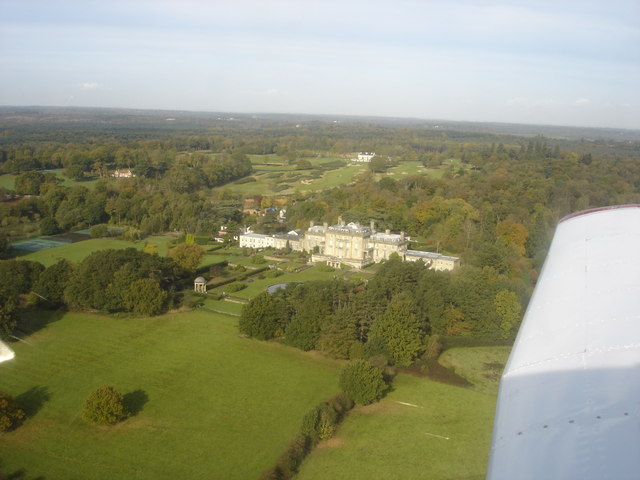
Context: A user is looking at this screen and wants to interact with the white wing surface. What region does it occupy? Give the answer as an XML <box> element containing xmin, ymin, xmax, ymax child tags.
<box><xmin>0</xmin><ymin>339</ymin><xmax>14</xmax><ymax>363</ymax></box>
<box><xmin>487</xmin><ymin>205</ymin><xmax>640</xmax><ymax>480</ymax></box>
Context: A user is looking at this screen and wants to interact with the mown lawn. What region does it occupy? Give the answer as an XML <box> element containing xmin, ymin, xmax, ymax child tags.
<box><xmin>0</xmin><ymin>174</ymin><xmax>16</xmax><ymax>190</ymax></box>
<box><xmin>14</xmin><ymin>236</ymin><xmax>172</xmax><ymax>267</ymax></box>
<box><xmin>0</xmin><ymin>310</ymin><xmax>341</xmax><ymax>480</ymax></box>
<box><xmin>438</xmin><ymin>347</ymin><xmax>511</xmax><ymax>395</ymax></box>
<box><xmin>297</xmin><ymin>164</ymin><xmax>367</xmax><ymax>192</ymax></box>
<box><xmin>219</xmin><ymin>265</ymin><xmax>347</xmax><ymax>299</ymax></box>
<box><xmin>296</xmin><ymin>372</ymin><xmax>496</xmax><ymax>480</ymax></box>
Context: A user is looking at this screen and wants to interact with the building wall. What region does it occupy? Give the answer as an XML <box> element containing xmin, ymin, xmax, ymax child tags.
<box><xmin>239</xmin><ymin>221</ymin><xmax>459</xmax><ymax>271</ymax></box>
<box><xmin>239</xmin><ymin>234</ymin><xmax>274</xmax><ymax>249</ymax></box>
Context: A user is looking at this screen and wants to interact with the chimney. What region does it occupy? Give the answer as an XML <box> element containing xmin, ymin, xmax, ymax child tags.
<box><xmin>310</xmin><ymin>220</ymin><xmax>314</xmax><ymax>228</ymax></box>
<box><xmin>370</xmin><ymin>220</ymin><xmax>375</xmax><ymax>232</ymax></box>
<box><xmin>400</xmin><ymin>231</ymin><xmax>405</xmax><ymax>240</ymax></box>
<box><xmin>338</xmin><ymin>216</ymin><xmax>344</xmax><ymax>226</ymax></box>
<box><xmin>323</xmin><ymin>222</ymin><xmax>328</xmax><ymax>228</ymax></box>
<box><xmin>385</xmin><ymin>229</ymin><xmax>390</xmax><ymax>235</ymax></box>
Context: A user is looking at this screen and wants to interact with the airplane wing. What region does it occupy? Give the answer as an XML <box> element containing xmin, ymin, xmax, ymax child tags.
<box><xmin>0</xmin><ymin>339</ymin><xmax>14</xmax><ymax>363</ymax></box>
<box><xmin>487</xmin><ymin>205</ymin><xmax>640</xmax><ymax>480</ymax></box>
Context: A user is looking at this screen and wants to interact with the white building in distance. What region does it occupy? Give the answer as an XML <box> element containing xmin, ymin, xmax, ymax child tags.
<box><xmin>111</xmin><ymin>169</ymin><xmax>135</xmax><ymax>178</ymax></box>
<box><xmin>351</xmin><ymin>152</ymin><xmax>375</xmax><ymax>163</ymax></box>
<box><xmin>238</xmin><ymin>218</ymin><xmax>460</xmax><ymax>271</ymax></box>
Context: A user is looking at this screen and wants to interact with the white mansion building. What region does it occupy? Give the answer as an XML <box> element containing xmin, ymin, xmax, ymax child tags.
<box><xmin>239</xmin><ymin>218</ymin><xmax>460</xmax><ymax>271</ymax></box>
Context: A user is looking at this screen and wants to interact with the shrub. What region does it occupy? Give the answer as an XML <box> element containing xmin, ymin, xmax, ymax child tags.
<box><xmin>39</xmin><ymin>217</ymin><xmax>60</xmax><ymax>235</ymax></box>
<box><xmin>423</xmin><ymin>334</ymin><xmax>443</xmax><ymax>360</ymax></box>
<box><xmin>234</xmin><ymin>176</ymin><xmax>257</xmax><ymax>184</ymax></box>
<box><xmin>327</xmin><ymin>392</ymin><xmax>354</xmax><ymax>420</ymax></box>
<box><xmin>339</xmin><ymin>360</ymin><xmax>387</xmax><ymax>406</ymax></box>
<box><xmin>82</xmin><ymin>385</ymin><xmax>127</xmax><ymax>425</ymax></box>
<box><xmin>265</xmin><ymin>269</ymin><xmax>283</xmax><ymax>278</ymax></box>
<box><xmin>301</xmin><ymin>405</ymin><xmax>323</xmax><ymax>445</ymax></box>
<box><xmin>250</xmin><ymin>255</ymin><xmax>267</xmax><ymax>264</ymax></box>
<box><xmin>121</xmin><ymin>278</ymin><xmax>168</xmax><ymax>316</ymax></box>
<box><xmin>315</xmin><ymin>264</ymin><xmax>335</xmax><ymax>272</ymax></box>
<box><xmin>167</xmin><ymin>242</ymin><xmax>205</xmax><ymax>271</ymax></box>
<box><xmin>259</xmin><ymin>467</ymin><xmax>284</xmax><ymax>480</ymax></box>
<box><xmin>348</xmin><ymin>341</ymin><xmax>365</xmax><ymax>360</ymax></box>
<box><xmin>225</xmin><ymin>281</ymin><xmax>246</xmax><ymax>293</ymax></box>
<box><xmin>90</xmin><ymin>224</ymin><xmax>109</xmax><ymax>238</ymax></box>
<box><xmin>0</xmin><ymin>392</ymin><xmax>26</xmax><ymax>432</ymax></box>
<box><xmin>275</xmin><ymin>435</ymin><xmax>310</xmax><ymax>478</ymax></box>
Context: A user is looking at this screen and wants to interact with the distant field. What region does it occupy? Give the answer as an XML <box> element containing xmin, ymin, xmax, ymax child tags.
<box><xmin>0</xmin><ymin>174</ymin><xmax>16</xmax><ymax>190</ymax></box>
<box><xmin>297</xmin><ymin>164</ymin><xmax>367</xmax><ymax>192</ymax></box>
<box><xmin>384</xmin><ymin>161</ymin><xmax>430</xmax><ymax>177</ymax></box>
<box><xmin>0</xmin><ymin>170</ymin><xmax>101</xmax><ymax>191</ymax></box>
<box><xmin>0</xmin><ymin>310</ymin><xmax>340</xmax><ymax>480</ymax></box>
<box><xmin>14</xmin><ymin>235</ymin><xmax>172</xmax><ymax>267</ymax></box>
<box><xmin>296</xmin><ymin>371</ymin><xmax>496</xmax><ymax>480</ymax></box>
<box><xmin>216</xmin><ymin>156</ymin><xmax>454</xmax><ymax>197</ymax></box>
<box><xmin>216</xmin><ymin>159</ymin><xmax>366</xmax><ymax>196</ymax></box>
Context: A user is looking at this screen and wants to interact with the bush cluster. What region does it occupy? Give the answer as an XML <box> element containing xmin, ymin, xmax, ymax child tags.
<box><xmin>0</xmin><ymin>392</ymin><xmax>26</xmax><ymax>432</ymax></box>
<box><xmin>82</xmin><ymin>385</ymin><xmax>128</xmax><ymax>425</ymax></box>
<box><xmin>339</xmin><ymin>360</ymin><xmax>387</xmax><ymax>405</ymax></box>
<box><xmin>224</xmin><ymin>281</ymin><xmax>246</xmax><ymax>293</ymax></box>
<box><xmin>259</xmin><ymin>392</ymin><xmax>354</xmax><ymax>480</ymax></box>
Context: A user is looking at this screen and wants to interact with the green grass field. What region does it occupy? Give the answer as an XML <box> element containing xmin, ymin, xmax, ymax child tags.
<box><xmin>0</xmin><ymin>170</ymin><xmax>101</xmax><ymax>191</ymax></box>
<box><xmin>0</xmin><ymin>174</ymin><xmax>16</xmax><ymax>190</ymax></box>
<box><xmin>216</xmin><ymin>265</ymin><xmax>350</xmax><ymax>299</ymax></box>
<box><xmin>438</xmin><ymin>347</ymin><xmax>511</xmax><ymax>395</ymax></box>
<box><xmin>0</xmin><ymin>310</ymin><xmax>341</xmax><ymax>479</ymax></box>
<box><xmin>296</xmin><ymin>372</ymin><xmax>496</xmax><ymax>480</ymax></box>
<box><xmin>14</xmin><ymin>236</ymin><xmax>172</xmax><ymax>267</ymax></box>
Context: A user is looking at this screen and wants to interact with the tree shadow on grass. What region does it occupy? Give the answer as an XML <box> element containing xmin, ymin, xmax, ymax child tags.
<box><xmin>5</xmin><ymin>469</ymin><xmax>45</xmax><ymax>480</ymax></box>
<box><xmin>15</xmin><ymin>386</ymin><xmax>51</xmax><ymax>418</ymax></box>
<box><xmin>0</xmin><ymin>461</ymin><xmax>46</xmax><ymax>480</ymax></box>
<box><xmin>123</xmin><ymin>390</ymin><xmax>149</xmax><ymax>417</ymax></box>
<box><xmin>14</xmin><ymin>309</ymin><xmax>66</xmax><ymax>338</ymax></box>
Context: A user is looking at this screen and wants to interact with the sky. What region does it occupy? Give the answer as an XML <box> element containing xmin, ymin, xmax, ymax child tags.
<box><xmin>1</xmin><ymin>0</ymin><xmax>639</xmax><ymax>129</ymax></box>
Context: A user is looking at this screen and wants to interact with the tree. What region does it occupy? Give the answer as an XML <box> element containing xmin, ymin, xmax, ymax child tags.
<box><xmin>338</xmin><ymin>360</ymin><xmax>387</xmax><ymax>405</ymax></box>
<box><xmin>33</xmin><ymin>259</ymin><xmax>73</xmax><ymax>307</ymax></box>
<box><xmin>317</xmin><ymin>308</ymin><xmax>358</xmax><ymax>359</ymax></box>
<box><xmin>65</xmin><ymin>248</ymin><xmax>181</xmax><ymax>313</ymax></box>
<box><xmin>82</xmin><ymin>385</ymin><xmax>127</xmax><ymax>425</ymax></box>
<box><xmin>0</xmin><ymin>260</ymin><xmax>44</xmax><ymax>298</ymax></box>
<box><xmin>0</xmin><ymin>237</ymin><xmax>8</xmax><ymax>259</ymax></box>
<box><xmin>0</xmin><ymin>299</ymin><xmax>17</xmax><ymax>341</ymax></box>
<box><xmin>0</xmin><ymin>392</ymin><xmax>26</xmax><ymax>432</ymax></box>
<box><xmin>239</xmin><ymin>292</ymin><xmax>288</xmax><ymax>340</ymax></box>
<box><xmin>90</xmin><ymin>224</ymin><xmax>109</xmax><ymax>238</ymax></box>
<box><xmin>368</xmin><ymin>291</ymin><xmax>424</xmax><ymax>366</ymax></box>
<box><xmin>369</xmin><ymin>155</ymin><xmax>388</xmax><ymax>173</ymax></box>
<box><xmin>496</xmin><ymin>220</ymin><xmax>529</xmax><ymax>256</ymax></box>
<box><xmin>121</xmin><ymin>278</ymin><xmax>168</xmax><ymax>316</ymax></box>
<box><xmin>39</xmin><ymin>217</ymin><xmax>61</xmax><ymax>235</ymax></box>
<box><xmin>494</xmin><ymin>290</ymin><xmax>522</xmax><ymax>339</ymax></box>
<box><xmin>167</xmin><ymin>242</ymin><xmax>204</xmax><ymax>271</ymax></box>
<box><xmin>296</xmin><ymin>159</ymin><xmax>312</xmax><ymax>170</ymax></box>
<box><xmin>14</xmin><ymin>171</ymin><xmax>45</xmax><ymax>195</ymax></box>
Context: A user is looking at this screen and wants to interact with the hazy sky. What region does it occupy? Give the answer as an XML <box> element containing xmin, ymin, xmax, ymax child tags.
<box><xmin>1</xmin><ymin>0</ymin><xmax>639</xmax><ymax>129</ymax></box>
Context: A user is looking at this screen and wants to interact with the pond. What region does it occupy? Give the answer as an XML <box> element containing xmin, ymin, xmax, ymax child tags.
<box><xmin>266</xmin><ymin>282</ymin><xmax>299</xmax><ymax>294</ymax></box>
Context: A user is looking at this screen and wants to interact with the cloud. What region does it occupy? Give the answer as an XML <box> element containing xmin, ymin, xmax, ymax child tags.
<box><xmin>266</xmin><ymin>88</ymin><xmax>279</xmax><ymax>97</ymax></box>
<box><xmin>75</xmin><ymin>82</ymin><xmax>100</xmax><ymax>90</ymax></box>
<box><xmin>575</xmin><ymin>98</ymin><xmax>591</xmax><ymax>105</ymax></box>
<box><xmin>507</xmin><ymin>97</ymin><xmax>555</xmax><ymax>108</ymax></box>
